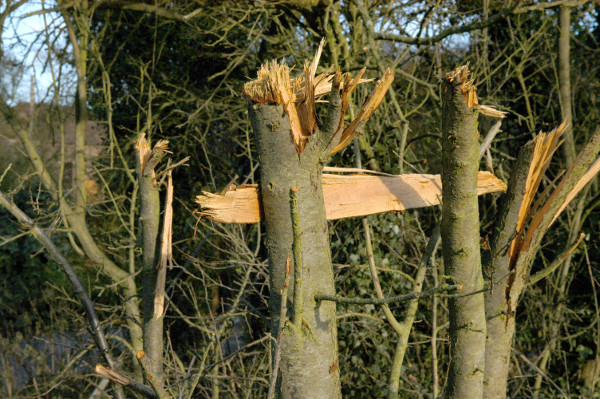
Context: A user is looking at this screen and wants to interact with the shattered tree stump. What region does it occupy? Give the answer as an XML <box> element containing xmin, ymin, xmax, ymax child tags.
<box><xmin>241</xmin><ymin>45</ymin><xmax>392</xmax><ymax>399</ymax></box>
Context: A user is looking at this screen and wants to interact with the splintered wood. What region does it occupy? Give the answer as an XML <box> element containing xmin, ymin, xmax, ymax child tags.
<box><xmin>329</xmin><ymin>68</ymin><xmax>394</xmax><ymax>155</ymax></box>
<box><xmin>552</xmin><ymin>156</ymin><xmax>600</xmax><ymax>223</ymax></box>
<box><xmin>242</xmin><ymin>39</ymin><xmax>387</xmax><ymax>154</ymax></box>
<box><xmin>134</xmin><ymin>134</ymin><xmax>169</xmax><ymax>183</ymax></box>
<box><xmin>508</xmin><ymin>122</ymin><xmax>565</xmax><ymax>265</ymax></box>
<box><xmin>508</xmin><ymin>122</ymin><xmax>600</xmax><ymax>268</ymax></box>
<box><xmin>446</xmin><ymin>64</ymin><xmax>507</xmax><ymax>118</ymax></box>
<box><xmin>195</xmin><ymin>171</ymin><xmax>507</xmax><ymax>224</ymax></box>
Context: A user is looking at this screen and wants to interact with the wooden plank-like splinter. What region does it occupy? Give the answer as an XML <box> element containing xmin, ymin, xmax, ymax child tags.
<box><xmin>196</xmin><ymin>170</ymin><xmax>506</xmax><ymax>224</ymax></box>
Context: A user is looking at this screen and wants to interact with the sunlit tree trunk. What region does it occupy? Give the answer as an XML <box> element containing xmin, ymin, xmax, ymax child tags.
<box><xmin>246</xmin><ymin>68</ymin><xmax>345</xmax><ymax>398</ymax></box>
<box><xmin>250</xmin><ymin>107</ymin><xmax>342</xmax><ymax>399</ymax></box>
<box><xmin>441</xmin><ymin>66</ymin><xmax>486</xmax><ymax>399</ymax></box>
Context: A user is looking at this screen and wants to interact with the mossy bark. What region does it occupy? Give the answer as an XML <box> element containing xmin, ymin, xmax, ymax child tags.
<box><xmin>250</xmin><ymin>103</ymin><xmax>341</xmax><ymax>399</ymax></box>
<box><xmin>441</xmin><ymin>75</ymin><xmax>486</xmax><ymax>399</ymax></box>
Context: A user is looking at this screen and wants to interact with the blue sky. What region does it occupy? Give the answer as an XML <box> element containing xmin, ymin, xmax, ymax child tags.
<box><xmin>4</xmin><ymin>1</ymin><xmax>70</xmax><ymax>104</ymax></box>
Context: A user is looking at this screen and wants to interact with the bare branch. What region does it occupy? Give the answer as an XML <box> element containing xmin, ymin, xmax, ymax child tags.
<box><xmin>375</xmin><ymin>7</ymin><xmax>515</xmax><ymax>45</ymax></box>
<box><xmin>315</xmin><ymin>284</ymin><xmax>460</xmax><ymax>305</ymax></box>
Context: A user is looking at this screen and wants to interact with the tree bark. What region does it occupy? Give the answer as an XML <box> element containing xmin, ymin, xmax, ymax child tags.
<box><xmin>441</xmin><ymin>67</ymin><xmax>486</xmax><ymax>399</ymax></box>
<box><xmin>483</xmin><ymin>143</ymin><xmax>534</xmax><ymax>399</ymax></box>
<box><xmin>135</xmin><ymin>137</ymin><xmax>166</xmax><ymax>387</ymax></box>
<box><xmin>483</xmin><ymin>128</ymin><xmax>600</xmax><ymax>398</ymax></box>
<box><xmin>61</xmin><ymin>2</ymin><xmax>89</xmax><ymax>212</ymax></box>
<box><xmin>250</xmin><ymin>101</ymin><xmax>341</xmax><ymax>398</ymax></box>
<box><xmin>559</xmin><ymin>5</ymin><xmax>576</xmax><ymax>167</ymax></box>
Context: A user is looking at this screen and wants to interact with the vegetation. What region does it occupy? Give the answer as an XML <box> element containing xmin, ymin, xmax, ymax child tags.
<box><xmin>0</xmin><ymin>1</ymin><xmax>599</xmax><ymax>398</ymax></box>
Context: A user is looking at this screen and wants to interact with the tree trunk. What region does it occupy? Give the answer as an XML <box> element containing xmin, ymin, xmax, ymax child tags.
<box><xmin>135</xmin><ymin>136</ymin><xmax>167</xmax><ymax>386</ymax></box>
<box><xmin>483</xmin><ymin>143</ymin><xmax>534</xmax><ymax>399</ymax></box>
<box><xmin>250</xmin><ymin>103</ymin><xmax>341</xmax><ymax>399</ymax></box>
<box><xmin>441</xmin><ymin>66</ymin><xmax>486</xmax><ymax>399</ymax></box>
<box><xmin>559</xmin><ymin>5</ymin><xmax>576</xmax><ymax>167</ymax></box>
<box><xmin>483</xmin><ymin>127</ymin><xmax>600</xmax><ymax>398</ymax></box>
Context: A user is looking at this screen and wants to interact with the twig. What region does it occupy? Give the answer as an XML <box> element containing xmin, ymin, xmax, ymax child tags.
<box><xmin>155</xmin><ymin>156</ymin><xmax>190</xmax><ymax>184</ymax></box>
<box><xmin>375</xmin><ymin>7</ymin><xmax>515</xmax><ymax>45</ymax></box>
<box><xmin>479</xmin><ymin>121</ymin><xmax>502</xmax><ymax>159</ymax></box>
<box><xmin>0</xmin><ymin>163</ymin><xmax>11</xmax><ymax>185</ymax></box>
<box><xmin>514</xmin><ymin>0</ymin><xmax>588</xmax><ymax>13</ymax></box>
<box><xmin>527</xmin><ymin>232</ymin><xmax>585</xmax><ymax>286</ymax></box>
<box><xmin>315</xmin><ymin>284</ymin><xmax>460</xmax><ymax>305</ymax></box>
<box><xmin>512</xmin><ymin>349</ymin><xmax>569</xmax><ymax>399</ymax></box>
<box><xmin>389</xmin><ymin>223</ymin><xmax>441</xmax><ymax>398</ymax></box>
<box><xmin>200</xmin><ymin>335</ymin><xmax>271</xmax><ymax>375</ymax></box>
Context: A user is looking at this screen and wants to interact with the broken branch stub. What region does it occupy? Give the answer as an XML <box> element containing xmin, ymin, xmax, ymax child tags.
<box><xmin>552</xmin><ymin>155</ymin><xmax>600</xmax><ymax>223</ymax></box>
<box><xmin>508</xmin><ymin>122</ymin><xmax>565</xmax><ymax>267</ymax></box>
<box><xmin>134</xmin><ymin>134</ymin><xmax>169</xmax><ymax>183</ymax></box>
<box><xmin>242</xmin><ymin>40</ymin><xmax>387</xmax><ymax>154</ymax></box>
<box><xmin>134</xmin><ymin>133</ymin><xmax>187</xmax><ymax>389</ymax></box>
<box><xmin>195</xmin><ymin>170</ymin><xmax>506</xmax><ymax>224</ymax></box>
<box><xmin>512</xmin><ymin>126</ymin><xmax>600</xmax><ymax>277</ymax></box>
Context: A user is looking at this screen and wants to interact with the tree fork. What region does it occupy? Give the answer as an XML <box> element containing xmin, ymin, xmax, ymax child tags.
<box><xmin>483</xmin><ymin>126</ymin><xmax>600</xmax><ymax>399</ymax></box>
<box><xmin>483</xmin><ymin>142</ymin><xmax>534</xmax><ymax>399</ymax></box>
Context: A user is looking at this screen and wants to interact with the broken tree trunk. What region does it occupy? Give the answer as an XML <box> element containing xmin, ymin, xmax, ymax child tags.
<box><xmin>483</xmin><ymin>141</ymin><xmax>535</xmax><ymax>399</ymax></box>
<box><xmin>134</xmin><ymin>135</ymin><xmax>172</xmax><ymax>391</ymax></box>
<box><xmin>252</xmin><ymin>104</ymin><xmax>340</xmax><ymax>398</ymax></box>
<box><xmin>243</xmin><ymin>44</ymin><xmax>391</xmax><ymax>398</ymax></box>
<box><xmin>441</xmin><ymin>65</ymin><xmax>487</xmax><ymax>399</ymax></box>
<box><xmin>483</xmin><ymin>125</ymin><xmax>600</xmax><ymax>399</ymax></box>
<box><xmin>482</xmin><ymin>124</ymin><xmax>565</xmax><ymax>399</ymax></box>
